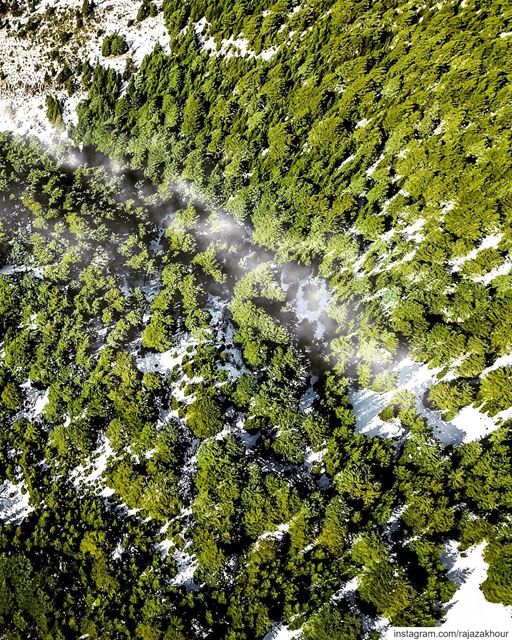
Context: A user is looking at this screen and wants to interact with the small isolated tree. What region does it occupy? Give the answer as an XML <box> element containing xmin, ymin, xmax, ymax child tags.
<box><xmin>82</xmin><ymin>0</ymin><xmax>93</xmax><ymax>17</ymax></box>
<box><xmin>45</xmin><ymin>95</ymin><xmax>63</xmax><ymax>127</ymax></box>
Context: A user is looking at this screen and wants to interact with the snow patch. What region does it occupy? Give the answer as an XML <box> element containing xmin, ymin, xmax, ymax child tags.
<box><xmin>356</xmin><ymin>118</ymin><xmax>371</xmax><ymax>129</ymax></box>
<box><xmin>0</xmin><ymin>480</ymin><xmax>33</xmax><ymax>524</ymax></box>
<box><xmin>481</xmin><ymin>353</ymin><xmax>512</xmax><ymax>376</ymax></box>
<box><xmin>263</xmin><ymin>624</ymin><xmax>302</xmax><ymax>640</ymax></box>
<box><xmin>442</xmin><ymin>541</ymin><xmax>512</xmax><ymax>630</ymax></box>
<box><xmin>136</xmin><ymin>336</ymin><xmax>197</xmax><ymax>375</ymax></box>
<box><xmin>402</xmin><ymin>218</ymin><xmax>426</xmax><ymax>243</ymax></box>
<box><xmin>337</xmin><ymin>153</ymin><xmax>355</xmax><ymax>170</ymax></box>
<box><xmin>472</xmin><ymin>260</ymin><xmax>512</xmax><ymax>285</ymax></box>
<box><xmin>366</xmin><ymin>152</ymin><xmax>385</xmax><ymax>177</ymax></box>
<box><xmin>291</xmin><ymin>275</ymin><xmax>332</xmax><ymax>340</ymax></box>
<box><xmin>449</xmin><ymin>404</ymin><xmax>512</xmax><ymax>442</ymax></box>
<box><xmin>450</xmin><ymin>233</ymin><xmax>503</xmax><ymax>272</ymax></box>
<box><xmin>351</xmin><ymin>355</ymin><xmax>512</xmax><ymax>445</ymax></box>
<box><xmin>0</xmin><ymin>264</ymin><xmax>44</xmax><ymax>278</ymax></box>
<box><xmin>194</xmin><ymin>18</ymin><xmax>278</xmax><ymax>60</ymax></box>
<box><xmin>171</xmin><ymin>547</ymin><xmax>199</xmax><ymax>590</ymax></box>
<box><xmin>255</xmin><ymin>523</ymin><xmax>290</xmax><ymax>549</ymax></box>
<box><xmin>33</xmin><ymin>388</ymin><xmax>49</xmax><ymax>417</ymax></box>
<box><xmin>70</xmin><ymin>436</ymin><xmax>115</xmax><ymax>495</ymax></box>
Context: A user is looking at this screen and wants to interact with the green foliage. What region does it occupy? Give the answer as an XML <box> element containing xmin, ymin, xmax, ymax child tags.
<box><xmin>482</xmin><ymin>539</ymin><xmax>512</xmax><ymax>606</ymax></box>
<box><xmin>137</xmin><ymin>0</ymin><xmax>157</xmax><ymax>22</ymax></box>
<box><xmin>45</xmin><ymin>95</ymin><xmax>63</xmax><ymax>127</ymax></box>
<box><xmin>2</xmin><ymin>0</ymin><xmax>512</xmax><ymax>632</ymax></box>
<box><xmin>102</xmin><ymin>33</ymin><xmax>128</xmax><ymax>57</ymax></box>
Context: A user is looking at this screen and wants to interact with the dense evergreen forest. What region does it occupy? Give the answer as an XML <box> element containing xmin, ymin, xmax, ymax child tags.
<box><xmin>1</xmin><ymin>0</ymin><xmax>512</xmax><ymax>637</ymax></box>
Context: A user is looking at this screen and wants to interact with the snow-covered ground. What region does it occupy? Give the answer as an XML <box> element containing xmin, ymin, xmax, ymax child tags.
<box><xmin>481</xmin><ymin>352</ymin><xmax>512</xmax><ymax>376</ymax></box>
<box><xmin>0</xmin><ymin>0</ymin><xmax>171</xmax><ymax>144</ymax></box>
<box><xmin>292</xmin><ymin>276</ymin><xmax>332</xmax><ymax>340</ymax></box>
<box><xmin>449</xmin><ymin>233</ymin><xmax>503</xmax><ymax>272</ymax></box>
<box><xmin>18</xmin><ymin>380</ymin><xmax>50</xmax><ymax>422</ymax></box>
<box><xmin>255</xmin><ymin>523</ymin><xmax>290</xmax><ymax>549</ymax></box>
<box><xmin>473</xmin><ymin>259</ymin><xmax>512</xmax><ymax>285</ymax></box>
<box><xmin>263</xmin><ymin>624</ymin><xmax>302</xmax><ymax>640</ymax></box>
<box><xmin>0</xmin><ymin>480</ymin><xmax>33</xmax><ymax>524</ymax></box>
<box><xmin>194</xmin><ymin>17</ymin><xmax>278</xmax><ymax>61</ymax></box>
<box><xmin>349</xmin><ymin>357</ymin><xmax>511</xmax><ymax>445</ymax></box>
<box><xmin>0</xmin><ymin>264</ymin><xmax>44</xmax><ymax>278</ymax></box>
<box><xmin>441</xmin><ymin>541</ymin><xmax>512</xmax><ymax>630</ymax></box>
<box><xmin>136</xmin><ymin>336</ymin><xmax>197</xmax><ymax>376</ymax></box>
<box><xmin>70</xmin><ymin>435</ymin><xmax>116</xmax><ymax>496</ymax></box>
<box><xmin>171</xmin><ymin>547</ymin><xmax>199</xmax><ymax>590</ymax></box>
<box><xmin>0</xmin><ymin>31</ymin><xmax>62</xmax><ymax>143</ymax></box>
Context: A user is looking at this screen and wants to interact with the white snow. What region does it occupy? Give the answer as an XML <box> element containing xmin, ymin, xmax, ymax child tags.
<box><xmin>299</xmin><ymin>376</ymin><xmax>319</xmax><ymax>413</ymax></box>
<box><xmin>206</xmin><ymin>294</ymin><xmax>249</xmax><ymax>381</ymax></box>
<box><xmin>350</xmin><ymin>386</ymin><xmax>404</xmax><ymax>439</ymax></box>
<box><xmin>472</xmin><ymin>260</ymin><xmax>512</xmax><ymax>285</ymax></box>
<box><xmin>481</xmin><ymin>353</ymin><xmax>512</xmax><ymax>376</ymax></box>
<box><xmin>0</xmin><ymin>480</ymin><xmax>33</xmax><ymax>523</ymax></box>
<box><xmin>0</xmin><ymin>0</ymin><xmax>171</xmax><ymax>144</ymax></box>
<box><xmin>304</xmin><ymin>446</ymin><xmax>327</xmax><ymax>473</ymax></box>
<box><xmin>337</xmin><ymin>153</ymin><xmax>355</xmax><ymax>170</ymax></box>
<box><xmin>255</xmin><ymin>523</ymin><xmax>290</xmax><ymax>548</ymax></box>
<box><xmin>0</xmin><ymin>31</ymin><xmax>66</xmax><ymax>143</ymax></box>
<box><xmin>35</xmin><ymin>0</ymin><xmax>81</xmax><ymax>13</ymax></box>
<box><xmin>402</xmin><ymin>218</ymin><xmax>426</xmax><ymax>243</ymax></box>
<box><xmin>331</xmin><ymin>576</ymin><xmax>359</xmax><ymax>603</ymax></box>
<box><xmin>351</xmin><ymin>354</ymin><xmax>512</xmax><ymax>445</ymax></box>
<box><xmin>33</xmin><ymin>388</ymin><xmax>49</xmax><ymax>417</ymax></box>
<box><xmin>356</xmin><ymin>118</ymin><xmax>371</xmax><ymax>129</ymax></box>
<box><xmin>0</xmin><ymin>264</ymin><xmax>44</xmax><ymax>278</ymax></box>
<box><xmin>215</xmin><ymin>414</ymin><xmax>259</xmax><ymax>448</ymax></box>
<box><xmin>194</xmin><ymin>17</ymin><xmax>278</xmax><ymax>60</ymax></box>
<box><xmin>157</xmin><ymin>538</ymin><xmax>174</xmax><ymax>557</ymax></box>
<box><xmin>366</xmin><ymin>152</ymin><xmax>385</xmax><ymax>177</ymax></box>
<box><xmin>349</xmin><ymin>358</ymin><xmax>443</xmax><ymax>444</ymax></box>
<box><xmin>433</xmin><ymin>120</ymin><xmax>445</xmax><ymax>135</ymax></box>
<box><xmin>136</xmin><ymin>336</ymin><xmax>197</xmax><ymax>375</ymax></box>
<box><xmin>350</xmin><ymin>358</ymin><xmax>438</xmax><ymax>434</ymax></box>
<box><xmin>80</xmin><ymin>0</ymin><xmax>172</xmax><ymax>71</ymax></box>
<box><xmin>0</xmin><ymin>94</ymin><xmax>62</xmax><ymax>144</ymax></box>
<box><xmin>259</xmin><ymin>46</ymin><xmax>279</xmax><ymax>61</ymax></box>
<box><xmin>442</xmin><ymin>541</ymin><xmax>512</xmax><ymax>630</ymax></box>
<box><xmin>441</xmin><ymin>200</ymin><xmax>456</xmax><ymax>214</ymax></box>
<box><xmin>171</xmin><ymin>547</ymin><xmax>199</xmax><ymax>590</ymax></box>
<box><xmin>70</xmin><ymin>436</ymin><xmax>115</xmax><ymax>495</ymax></box>
<box><xmin>19</xmin><ymin>380</ymin><xmax>50</xmax><ymax>421</ymax></box>
<box><xmin>449</xmin><ymin>403</ymin><xmax>512</xmax><ymax>441</ymax></box>
<box><xmin>355</xmin><ymin>354</ymin><xmax>512</xmax><ymax>445</ymax></box>
<box><xmin>450</xmin><ymin>233</ymin><xmax>503</xmax><ymax>272</ymax></box>
<box><xmin>263</xmin><ymin>624</ymin><xmax>302</xmax><ymax>640</ymax></box>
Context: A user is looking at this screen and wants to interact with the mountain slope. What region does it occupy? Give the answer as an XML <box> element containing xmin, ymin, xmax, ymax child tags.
<box><xmin>1</xmin><ymin>0</ymin><xmax>512</xmax><ymax>638</ymax></box>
